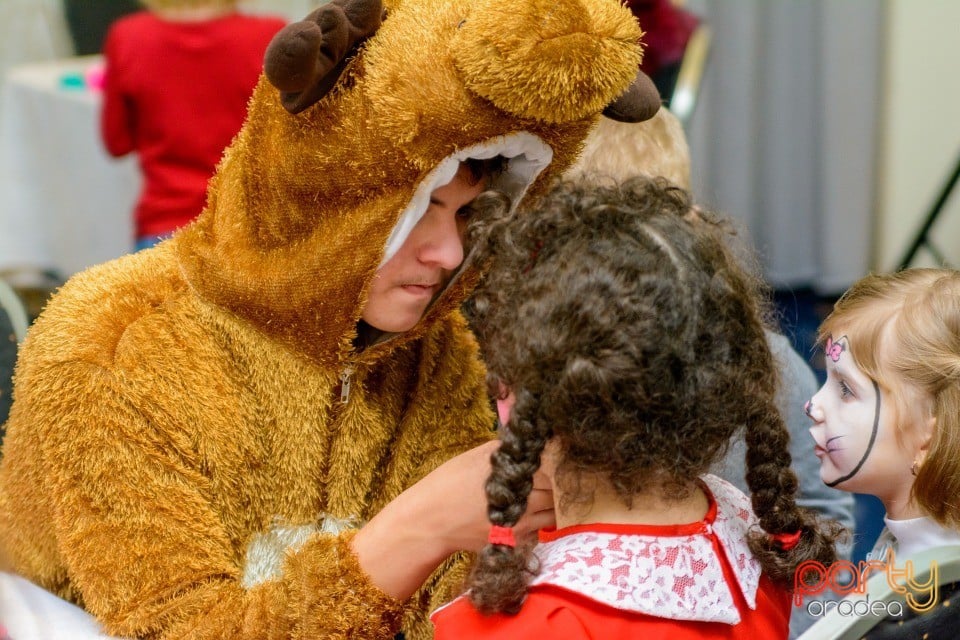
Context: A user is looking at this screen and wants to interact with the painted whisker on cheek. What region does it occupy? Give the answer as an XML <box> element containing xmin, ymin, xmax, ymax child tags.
<box><xmin>825</xmin><ymin>380</ymin><xmax>881</xmax><ymax>488</ymax></box>
<box><xmin>824</xmin><ymin>435</ymin><xmax>845</xmax><ymax>453</ymax></box>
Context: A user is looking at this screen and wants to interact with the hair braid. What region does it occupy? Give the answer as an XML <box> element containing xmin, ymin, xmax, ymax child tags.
<box><xmin>701</xmin><ymin>234</ymin><xmax>843</xmax><ymax>584</ymax></box>
<box><xmin>469</xmin><ymin>388</ymin><xmax>550</xmax><ymax>613</ymax></box>
<box><xmin>743</xmin><ymin>363</ymin><xmax>842</xmax><ymax>583</ymax></box>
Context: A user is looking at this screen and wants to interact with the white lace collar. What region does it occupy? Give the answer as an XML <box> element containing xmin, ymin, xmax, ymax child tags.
<box><xmin>529</xmin><ymin>474</ymin><xmax>761</xmax><ymax>625</ymax></box>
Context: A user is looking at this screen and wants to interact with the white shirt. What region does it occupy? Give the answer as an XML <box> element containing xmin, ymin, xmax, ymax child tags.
<box><xmin>868</xmin><ymin>515</ymin><xmax>960</xmax><ymax>562</ymax></box>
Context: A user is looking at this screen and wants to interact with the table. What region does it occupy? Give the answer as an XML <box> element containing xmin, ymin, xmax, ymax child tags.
<box><xmin>0</xmin><ymin>55</ymin><xmax>138</xmax><ymax>287</ymax></box>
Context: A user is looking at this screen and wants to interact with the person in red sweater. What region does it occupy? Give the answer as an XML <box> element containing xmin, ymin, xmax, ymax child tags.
<box><xmin>100</xmin><ymin>0</ymin><xmax>285</xmax><ymax>250</ymax></box>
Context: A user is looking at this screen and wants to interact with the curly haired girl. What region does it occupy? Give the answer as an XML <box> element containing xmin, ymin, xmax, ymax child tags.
<box><xmin>432</xmin><ymin>177</ymin><xmax>841</xmax><ymax>639</ymax></box>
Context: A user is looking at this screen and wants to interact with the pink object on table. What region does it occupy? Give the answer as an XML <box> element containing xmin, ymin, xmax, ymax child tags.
<box><xmin>85</xmin><ymin>64</ymin><xmax>106</xmax><ymax>91</ymax></box>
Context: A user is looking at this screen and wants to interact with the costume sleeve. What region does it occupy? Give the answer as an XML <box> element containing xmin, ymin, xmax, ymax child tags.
<box><xmin>374</xmin><ymin>318</ymin><xmax>498</xmax><ymax>638</ymax></box>
<box><xmin>40</xmin><ymin>359</ymin><xmax>412</xmax><ymax>640</ymax></box>
<box><xmin>100</xmin><ymin>26</ymin><xmax>136</xmax><ymax>158</ymax></box>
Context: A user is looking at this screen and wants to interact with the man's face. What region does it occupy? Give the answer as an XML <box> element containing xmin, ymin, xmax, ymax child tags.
<box><xmin>361</xmin><ymin>164</ymin><xmax>487</xmax><ymax>333</ymax></box>
<box><xmin>806</xmin><ymin>334</ymin><xmax>913</xmax><ymax>498</ymax></box>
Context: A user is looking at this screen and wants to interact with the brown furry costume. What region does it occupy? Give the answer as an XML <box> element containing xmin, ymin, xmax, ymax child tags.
<box><xmin>0</xmin><ymin>0</ymin><xmax>658</xmax><ymax>637</ymax></box>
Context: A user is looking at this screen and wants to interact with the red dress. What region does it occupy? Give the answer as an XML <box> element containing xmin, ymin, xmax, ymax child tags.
<box><xmin>101</xmin><ymin>11</ymin><xmax>286</xmax><ymax>240</ymax></box>
<box><xmin>432</xmin><ymin>475</ymin><xmax>791</xmax><ymax>639</ymax></box>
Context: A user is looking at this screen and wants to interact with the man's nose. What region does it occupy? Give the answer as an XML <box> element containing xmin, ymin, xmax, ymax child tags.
<box><xmin>417</xmin><ymin>212</ymin><xmax>465</xmax><ymax>271</ymax></box>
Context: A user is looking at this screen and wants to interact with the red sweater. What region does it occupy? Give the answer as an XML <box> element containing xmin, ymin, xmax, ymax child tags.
<box><xmin>101</xmin><ymin>11</ymin><xmax>286</xmax><ymax>239</ymax></box>
<box><xmin>432</xmin><ymin>476</ymin><xmax>791</xmax><ymax>640</ymax></box>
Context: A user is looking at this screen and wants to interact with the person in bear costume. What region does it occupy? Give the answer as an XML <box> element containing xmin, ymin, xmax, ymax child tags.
<box><xmin>0</xmin><ymin>0</ymin><xmax>660</xmax><ymax>638</ymax></box>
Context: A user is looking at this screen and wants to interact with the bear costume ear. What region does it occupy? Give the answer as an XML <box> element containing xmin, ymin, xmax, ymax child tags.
<box><xmin>264</xmin><ymin>0</ymin><xmax>384</xmax><ymax>114</ymax></box>
<box><xmin>602</xmin><ymin>69</ymin><xmax>662</xmax><ymax>123</ymax></box>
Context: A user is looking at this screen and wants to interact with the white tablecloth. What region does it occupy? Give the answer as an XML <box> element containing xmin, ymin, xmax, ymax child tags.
<box><xmin>0</xmin><ymin>56</ymin><xmax>138</xmax><ymax>286</ymax></box>
<box><xmin>0</xmin><ymin>572</ymin><xmax>123</xmax><ymax>639</ymax></box>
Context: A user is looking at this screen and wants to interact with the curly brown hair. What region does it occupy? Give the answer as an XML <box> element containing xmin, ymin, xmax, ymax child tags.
<box><xmin>463</xmin><ymin>177</ymin><xmax>840</xmax><ymax>614</ymax></box>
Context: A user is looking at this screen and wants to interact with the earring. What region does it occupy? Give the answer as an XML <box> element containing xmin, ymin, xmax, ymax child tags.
<box><xmin>911</xmin><ymin>460</ymin><xmax>919</xmax><ymax>477</ymax></box>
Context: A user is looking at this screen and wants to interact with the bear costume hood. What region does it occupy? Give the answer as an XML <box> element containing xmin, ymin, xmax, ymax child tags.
<box><xmin>0</xmin><ymin>2</ymin><xmax>661</xmax><ymax>637</ymax></box>
<box><xmin>175</xmin><ymin>0</ymin><xmax>659</xmax><ymax>368</ymax></box>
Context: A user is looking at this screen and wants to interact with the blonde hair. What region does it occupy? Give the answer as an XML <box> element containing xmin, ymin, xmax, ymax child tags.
<box><xmin>140</xmin><ymin>0</ymin><xmax>238</xmax><ymax>10</ymax></box>
<box><xmin>819</xmin><ymin>268</ymin><xmax>960</xmax><ymax>528</ymax></box>
<box><xmin>565</xmin><ymin>108</ymin><xmax>691</xmax><ymax>189</ymax></box>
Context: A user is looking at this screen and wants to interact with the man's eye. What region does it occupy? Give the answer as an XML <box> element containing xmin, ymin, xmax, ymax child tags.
<box><xmin>457</xmin><ymin>206</ymin><xmax>476</xmax><ymax>220</ymax></box>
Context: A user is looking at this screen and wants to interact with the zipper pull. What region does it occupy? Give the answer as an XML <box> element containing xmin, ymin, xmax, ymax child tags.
<box><xmin>339</xmin><ymin>367</ymin><xmax>354</xmax><ymax>404</ymax></box>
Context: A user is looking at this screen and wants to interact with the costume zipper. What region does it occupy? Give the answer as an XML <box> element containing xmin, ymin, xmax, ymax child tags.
<box><xmin>339</xmin><ymin>367</ymin><xmax>355</xmax><ymax>404</ymax></box>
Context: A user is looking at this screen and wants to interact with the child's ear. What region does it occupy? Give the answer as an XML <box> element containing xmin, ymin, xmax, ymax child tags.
<box><xmin>905</xmin><ymin>386</ymin><xmax>937</xmax><ymax>454</ymax></box>
<box><xmin>918</xmin><ymin>412</ymin><xmax>936</xmax><ymax>454</ymax></box>
<box><xmin>495</xmin><ymin>385</ymin><xmax>514</xmax><ymax>426</ymax></box>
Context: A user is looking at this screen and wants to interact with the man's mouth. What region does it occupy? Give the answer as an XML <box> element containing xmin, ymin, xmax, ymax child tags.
<box><xmin>401</xmin><ymin>283</ymin><xmax>439</xmax><ymax>297</ymax></box>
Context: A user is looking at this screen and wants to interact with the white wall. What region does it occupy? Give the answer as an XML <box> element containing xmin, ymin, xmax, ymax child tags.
<box><xmin>0</xmin><ymin>0</ymin><xmax>73</xmax><ymax>77</ymax></box>
<box><xmin>684</xmin><ymin>0</ymin><xmax>882</xmax><ymax>292</ymax></box>
<box><xmin>876</xmin><ymin>0</ymin><xmax>960</xmax><ymax>270</ymax></box>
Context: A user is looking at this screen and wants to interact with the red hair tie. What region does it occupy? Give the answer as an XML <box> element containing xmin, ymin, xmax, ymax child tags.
<box><xmin>523</xmin><ymin>241</ymin><xmax>544</xmax><ymax>274</ymax></box>
<box><xmin>488</xmin><ymin>525</ymin><xmax>516</xmax><ymax>547</ymax></box>
<box><xmin>771</xmin><ymin>530</ymin><xmax>802</xmax><ymax>551</ymax></box>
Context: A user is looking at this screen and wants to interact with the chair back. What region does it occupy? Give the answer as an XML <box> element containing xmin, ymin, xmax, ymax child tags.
<box><xmin>0</xmin><ymin>278</ymin><xmax>28</xmax><ymax>432</ymax></box>
<box><xmin>0</xmin><ymin>279</ymin><xmax>29</xmax><ymax>344</ymax></box>
<box><xmin>798</xmin><ymin>544</ymin><xmax>960</xmax><ymax>640</ymax></box>
<box><xmin>669</xmin><ymin>21</ymin><xmax>711</xmax><ymax>129</ymax></box>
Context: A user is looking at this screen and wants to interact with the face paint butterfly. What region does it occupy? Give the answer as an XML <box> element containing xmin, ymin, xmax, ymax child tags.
<box><xmin>825</xmin><ymin>336</ymin><xmax>845</xmax><ymax>363</ymax></box>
